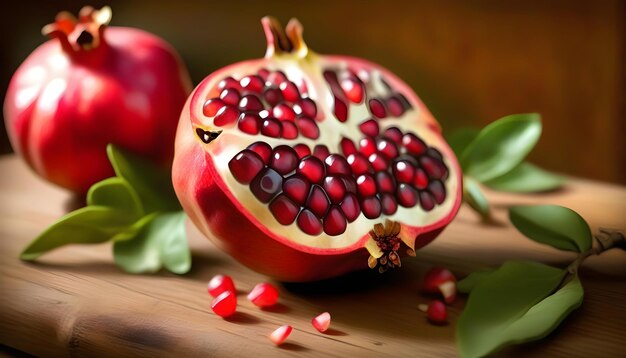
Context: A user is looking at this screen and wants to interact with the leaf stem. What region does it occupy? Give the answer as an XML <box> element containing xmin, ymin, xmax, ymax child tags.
<box><xmin>567</xmin><ymin>228</ymin><xmax>625</xmax><ymax>274</ymax></box>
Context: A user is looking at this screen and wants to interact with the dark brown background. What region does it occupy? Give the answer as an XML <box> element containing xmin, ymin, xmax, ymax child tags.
<box><xmin>1</xmin><ymin>0</ymin><xmax>624</xmax><ymax>183</ymax></box>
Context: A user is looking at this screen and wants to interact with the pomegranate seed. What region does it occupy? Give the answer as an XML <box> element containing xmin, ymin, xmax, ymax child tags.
<box><xmin>238</xmin><ymin>113</ymin><xmax>261</xmax><ymax>134</ymax></box>
<box><xmin>394</xmin><ymin>160</ymin><xmax>416</xmax><ymax>183</ymax></box>
<box><xmin>269</xmin><ymin>195</ymin><xmax>300</xmax><ymax>225</ymax></box>
<box><xmin>281</xmin><ymin>121</ymin><xmax>298</xmax><ymax>139</ymax></box>
<box><xmin>356</xmin><ymin>174</ymin><xmax>377</xmax><ymax>197</ymax></box>
<box><xmin>323</xmin><ymin>175</ymin><xmax>347</xmax><ymax>203</ymax></box>
<box><xmin>263</xmin><ymin>86</ymin><xmax>283</xmax><ymax>106</ymax></box>
<box><xmin>267</xmin><ymin>71</ymin><xmax>288</xmax><ymax>85</ymax></box>
<box><xmin>332</xmin><ymin>96</ymin><xmax>349</xmax><ymax>122</ymax></box>
<box><xmin>361</xmin><ymin>196</ymin><xmax>382</xmax><ymax>219</ymax></box>
<box><xmin>279</xmin><ymin>81</ymin><xmax>300</xmax><ymax>102</ymax></box>
<box><xmin>341</xmin><ymin>78</ymin><xmax>364</xmax><ymax>103</ymax></box>
<box><xmin>261</xmin><ymin>118</ymin><xmax>282</xmax><ymax>138</ymax></box>
<box><xmin>368</xmin><ymin>153</ymin><xmax>389</xmax><ymax>172</ymax></box>
<box><xmin>272</xmin><ymin>103</ymin><xmax>296</xmax><ymax>121</ymax></box>
<box><xmin>313</xmin><ymin>145</ymin><xmax>330</xmax><ymax>161</ymax></box>
<box><xmin>250</xmin><ymin>168</ymin><xmax>283</xmax><ymax>203</ymax></box>
<box><xmin>426</xmin><ymin>300</ymin><xmax>448</xmax><ymax>325</ymax></box>
<box><xmin>293</xmin><ymin>144</ymin><xmax>311</xmax><ymax>159</ymax></box>
<box><xmin>419</xmin><ymin>191</ymin><xmax>435</xmax><ymax>211</ymax></box>
<box><xmin>239</xmin><ymin>94</ymin><xmax>264</xmax><ymax>112</ymax></box>
<box><xmin>282</xmin><ymin>174</ymin><xmax>311</xmax><ymax>205</ymax></box>
<box><xmin>257</xmin><ymin>68</ymin><xmax>270</xmax><ymax>80</ymax></box>
<box><xmin>247</xmin><ymin>142</ymin><xmax>272</xmax><ymax>164</ymax></box>
<box><xmin>295</xmin><ymin>117</ymin><xmax>320</xmax><ymax>139</ymax></box>
<box><xmin>214</xmin><ymin>106</ymin><xmax>240</xmax><ymax>127</ymax></box>
<box><xmin>375</xmin><ymin>171</ymin><xmax>396</xmax><ymax>193</ymax></box>
<box><xmin>397</xmin><ymin>183</ymin><xmax>418</xmax><ymax>207</ymax></box>
<box><xmin>377</xmin><ymin>139</ymin><xmax>399</xmax><ymax>159</ymax></box>
<box><xmin>269</xmin><ymin>325</ymin><xmax>292</xmax><ymax>346</ymax></box>
<box><xmin>428</xmin><ymin>147</ymin><xmax>444</xmax><ymax>160</ymax></box>
<box><xmin>229</xmin><ymin>150</ymin><xmax>264</xmax><ymax>184</ymax></box>
<box><xmin>248</xmin><ymin>282</ymin><xmax>279</xmax><ymax>307</ymax></box>
<box><xmin>359</xmin><ymin>138</ymin><xmax>377</xmax><ymax>157</ymax></box>
<box><xmin>211</xmin><ymin>291</ymin><xmax>237</xmax><ymax>318</ymax></box>
<box><xmin>340</xmin><ymin>137</ymin><xmax>357</xmax><ymax>156</ymax></box>
<box><xmin>413</xmin><ymin>168</ymin><xmax>429</xmax><ymax>189</ymax></box>
<box><xmin>325</xmin><ymin>154</ymin><xmax>350</xmax><ymax>175</ymax></box>
<box><xmin>240</xmin><ymin>75</ymin><xmax>264</xmax><ymax>93</ymax></box>
<box><xmin>369</xmin><ymin>98</ymin><xmax>386</xmax><ymax>118</ymax></box>
<box><xmin>340</xmin><ymin>193</ymin><xmax>360</xmax><ymax>222</ymax></box>
<box><xmin>307</xmin><ymin>185</ymin><xmax>330</xmax><ymax>217</ymax></box>
<box><xmin>217</xmin><ymin>76</ymin><xmax>240</xmax><ymax>91</ymax></box>
<box><xmin>422</xmin><ymin>267</ymin><xmax>457</xmax><ymax>304</ymax></box>
<box><xmin>341</xmin><ymin>176</ymin><xmax>357</xmax><ymax>194</ymax></box>
<box><xmin>259</xmin><ymin>109</ymin><xmax>270</xmax><ymax>119</ymax></box>
<box><xmin>297</xmin><ymin>209</ymin><xmax>323</xmax><ymax>235</ymax></box>
<box><xmin>420</xmin><ymin>156</ymin><xmax>446</xmax><ymax>179</ymax></box>
<box><xmin>428</xmin><ymin>180</ymin><xmax>446</xmax><ymax>204</ymax></box>
<box><xmin>203</xmin><ymin>98</ymin><xmax>225</xmax><ymax>117</ymax></box>
<box><xmin>294</xmin><ymin>98</ymin><xmax>317</xmax><ymax>118</ymax></box>
<box><xmin>384</xmin><ymin>127</ymin><xmax>403</xmax><ymax>142</ymax></box>
<box><xmin>297</xmin><ymin>156</ymin><xmax>325</xmax><ymax>184</ymax></box>
<box><xmin>402</xmin><ymin>133</ymin><xmax>427</xmax><ymax>156</ymax></box>
<box><xmin>347</xmin><ymin>153</ymin><xmax>372</xmax><ymax>176</ymax></box>
<box><xmin>270</xmin><ymin>145</ymin><xmax>298</xmax><ymax>175</ymax></box>
<box><xmin>381</xmin><ymin>194</ymin><xmax>398</xmax><ymax>215</ymax></box>
<box><xmin>323</xmin><ymin>206</ymin><xmax>347</xmax><ymax>236</ymax></box>
<box><xmin>386</xmin><ymin>96</ymin><xmax>405</xmax><ymax>117</ymax></box>
<box><xmin>220</xmin><ymin>88</ymin><xmax>241</xmax><ymax>106</ymax></box>
<box><xmin>311</xmin><ymin>312</ymin><xmax>332</xmax><ymax>333</ymax></box>
<box><xmin>359</xmin><ymin>119</ymin><xmax>380</xmax><ymax>137</ymax></box>
<box><xmin>207</xmin><ymin>274</ymin><xmax>235</xmax><ymax>297</ymax></box>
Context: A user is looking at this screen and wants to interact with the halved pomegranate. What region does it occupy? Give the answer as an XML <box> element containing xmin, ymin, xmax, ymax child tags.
<box><xmin>172</xmin><ymin>17</ymin><xmax>462</xmax><ymax>282</ymax></box>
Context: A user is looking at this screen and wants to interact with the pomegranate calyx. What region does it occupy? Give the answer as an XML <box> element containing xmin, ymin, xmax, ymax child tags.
<box><xmin>42</xmin><ymin>6</ymin><xmax>111</xmax><ymax>56</ymax></box>
<box><xmin>262</xmin><ymin>16</ymin><xmax>309</xmax><ymax>59</ymax></box>
<box><xmin>367</xmin><ymin>220</ymin><xmax>406</xmax><ymax>273</ymax></box>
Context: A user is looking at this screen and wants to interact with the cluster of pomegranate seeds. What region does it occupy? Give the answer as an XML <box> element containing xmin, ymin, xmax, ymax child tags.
<box><xmin>203</xmin><ymin>69</ymin><xmax>320</xmax><ymax>139</ymax></box>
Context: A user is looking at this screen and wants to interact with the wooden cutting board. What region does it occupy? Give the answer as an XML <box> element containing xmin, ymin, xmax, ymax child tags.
<box><xmin>0</xmin><ymin>155</ymin><xmax>624</xmax><ymax>357</ymax></box>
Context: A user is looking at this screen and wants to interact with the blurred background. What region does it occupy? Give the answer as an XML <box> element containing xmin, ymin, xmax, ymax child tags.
<box><xmin>1</xmin><ymin>0</ymin><xmax>624</xmax><ymax>184</ymax></box>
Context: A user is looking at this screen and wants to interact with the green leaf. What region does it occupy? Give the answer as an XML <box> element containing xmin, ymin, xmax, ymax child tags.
<box><xmin>87</xmin><ymin>177</ymin><xmax>144</xmax><ymax>215</ymax></box>
<box><xmin>509</xmin><ymin>205</ymin><xmax>592</xmax><ymax>252</ymax></box>
<box><xmin>447</xmin><ymin>127</ymin><xmax>480</xmax><ymax>157</ymax></box>
<box><xmin>463</xmin><ymin>177</ymin><xmax>490</xmax><ymax>218</ymax></box>
<box><xmin>457</xmin><ymin>262</ymin><xmax>578</xmax><ymax>358</ymax></box>
<box><xmin>20</xmin><ymin>206</ymin><xmax>136</xmax><ymax>260</ymax></box>
<box><xmin>107</xmin><ymin>145</ymin><xmax>180</xmax><ymax>213</ymax></box>
<box><xmin>456</xmin><ymin>268</ymin><xmax>495</xmax><ymax>294</ymax></box>
<box><xmin>484</xmin><ymin>162</ymin><xmax>566</xmax><ymax>193</ymax></box>
<box><xmin>461</xmin><ymin>113</ymin><xmax>542</xmax><ymax>182</ymax></box>
<box><xmin>113</xmin><ymin>212</ymin><xmax>190</xmax><ymax>274</ymax></box>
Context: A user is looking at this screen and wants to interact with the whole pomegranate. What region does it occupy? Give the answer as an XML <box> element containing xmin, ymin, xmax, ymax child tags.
<box><xmin>173</xmin><ymin>17</ymin><xmax>462</xmax><ymax>281</ymax></box>
<box><xmin>3</xmin><ymin>6</ymin><xmax>192</xmax><ymax>193</ymax></box>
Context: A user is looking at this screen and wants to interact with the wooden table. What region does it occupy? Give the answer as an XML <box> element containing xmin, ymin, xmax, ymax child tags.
<box><xmin>0</xmin><ymin>155</ymin><xmax>624</xmax><ymax>357</ymax></box>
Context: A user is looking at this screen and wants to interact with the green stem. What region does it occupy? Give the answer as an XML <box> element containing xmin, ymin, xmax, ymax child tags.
<box><xmin>567</xmin><ymin>228</ymin><xmax>625</xmax><ymax>274</ymax></box>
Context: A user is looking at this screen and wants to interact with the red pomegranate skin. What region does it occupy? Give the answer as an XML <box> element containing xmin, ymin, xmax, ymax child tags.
<box><xmin>4</xmin><ymin>7</ymin><xmax>192</xmax><ymax>193</ymax></box>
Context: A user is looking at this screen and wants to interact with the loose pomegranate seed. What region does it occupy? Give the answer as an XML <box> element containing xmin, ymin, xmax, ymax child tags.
<box><xmin>384</xmin><ymin>127</ymin><xmax>403</xmax><ymax>142</ymax></box>
<box><xmin>207</xmin><ymin>274</ymin><xmax>236</xmax><ymax>297</ymax></box>
<box><xmin>282</xmin><ymin>174</ymin><xmax>311</xmax><ymax>205</ymax></box>
<box><xmin>307</xmin><ymin>185</ymin><xmax>330</xmax><ymax>217</ymax></box>
<box><xmin>340</xmin><ymin>137</ymin><xmax>357</xmax><ymax>156</ymax></box>
<box><xmin>359</xmin><ymin>119</ymin><xmax>380</xmax><ymax>137</ymax></box>
<box><xmin>281</xmin><ymin>121</ymin><xmax>298</xmax><ymax>139</ymax></box>
<box><xmin>269</xmin><ymin>325</ymin><xmax>292</xmax><ymax>346</ymax></box>
<box><xmin>359</xmin><ymin>138</ymin><xmax>377</xmax><ymax>157</ymax></box>
<box><xmin>341</xmin><ymin>78</ymin><xmax>364</xmax><ymax>103</ymax></box>
<box><xmin>402</xmin><ymin>133</ymin><xmax>426</xmax><ymax>156</ymax></box>
<box><xmin>311</xmin><ymin>312</ymin><xmax>332</xmax><ymax>333</ymax></box>
<box><xmin>361</xmin><ymin>196</ymin><xmax>382</xmax><ymax>219</ymax></box>
<box><xmin>240</xmin><ymin>75</ymin><xmax>264</xmax><ymax>93</ymax></box>
<box><xmin>267</xmin><ymin>71</ymin><xmax>288</xmax><ymax>85</ymax></box>
<box><xmin>313</xmin><ymin>145</ymin><xmax>330</xmax><ymax>161</ymax></box>
<box><xmin>211</xmin><ymin>291</ymin><xmax>237</xmax><ymax>318</ymax></box>
<box><xmin>261</xmin><ymin>118</ymin><xmax>282</xmax><ymax>138</ymax></box>
<box><xmin>239</xmin><ymin>94</ymin><xmax>264</xmax><ymax>112</ymax></box>
<box><xmin>428</xmin><ymin>180</ymin><xmax>446</xmax><ymax>204</ymax></box>
<box><xmin>369</xmin><ymin>98</ymin><xmax>386</xmax><ymax>118</ymax></box>
<box><xmin>294</xmin><ymin>97</ymin><xmax>317</xmax><ymax>118</ymax></box>
<box><xmin>356</xmin><ymin>174</ymin><xmax>377</xmax><ymax>197</ymax></box>
<box><xmin>297</xmin><ymin>209</ymin><xmax>323</xmax><ymax>235</ymax></box>
<box><xmin>229</xmin><ymin>150</ymin><xmax>264</xmax><ymax>184</ymax></box>
<box><xmin>293</xmin><ymin>144</ymin><xmax>311</xmax><ymax>159</ymax></box>
<box><xmin>377</xmin><ymin>139</ymin><xmax>399</xmax><ymax>159</ymax></box>
<box><xmin>419</xmin><ymin>191</ymin><xmax>435</xmax><ymax>211</ymax></box>
<box><xmin>220</xmin><ymin>88</ymin><xmax>241</xmax><ymax>106</ymax></box>
<box><xmin>397</xmin><ymin>183</ymin><xmax>418</xmax><ymax>207</ymax></box>
<box><xmin>394</xmin><ymin>160</ymin><xmax>416</xmax><ymax>183</ymax></box>
<box><xmin>279</xmin><ymin>81</ymin><xmax>300</xmax><ymax>102</ymax></box>
<box><xmin>203</xmin><ymin>98</ymin><xmax>225</xmax><ymax>117</ymax></box>
<box><xmin>325</xmin><ymin>154</ymin><xmax>350</xmax><ymax>175</ymax></box>
<box><xmin>323</xmin><ymin>175</ymin><xmax>347</xmax><ymax>203</ymax></box>
<box><xmin>247</xmin><ymin>142</ymin><xmax>272</xmax><ymax>164</ymax></box>
<box><xmin>272</xmin><ymin>103</ymin><xmax>296</xmax><ymax>121</ymax></box>
<box><xmin>386</xmin><ymin>95</ymin><xmax>405</xmax><ymax>117</ymax></box>
<box><xmin>375</xmin><ymin>171</ymin><xmax>396</xmax><ymax>193</ymax></box>
<box><xmin>250</xmin><ymin>168</ymin><xmax>283</xmax><ymax>203</ymax></box>
<box><xmin>214</xmin><ymin>106</ymin><xmax>240</xmax><ymax>127</ymax></box>
<box><xmin>263</xmin><ymin>86</ymin><xmax>283</xmax><ymax>106</ymax></box>
<box><xmin>270</xmin><ymin>145</ymin><xmax>298</xmax><ymax>175</ymax></box>
<box><xmin>297</xmin><ymin>156</ymin><xmax>325</xmax><ymax>184</ymax></box>
<box><xmin>269</xmin><ymin>194</ymin><xmax>300</xmax><ymax>225</ymax></box>
<box><xmin>420</xmin><ymin>156</ymin><xmax>446</xmax><ymax>179</ymax></box>
<box><xmin>421</xmin><ymin>267</ymin><xmax>457</xmax><ymax>304</ymax></box>
<box><xmin>340</xmin><ymin>193</ymin><xmax>360</xmax><ymax>222</ymax></box>
<box><xmin>238</xmin><ymin>113</ymin><xmax>261</xmax><ymax>134</ymax></box>
<box><xmin>347</xmin><ymin>153</ymin><xmax>372</xmax><ymax>175</ymax></box>
<box><xmin>324</xmin><ymin>205</ymin><xmax>347</xmax><ymax>236</ymax></box>
<box><xmin>368</xmin><ymin>153</ymin><xmax>388</xmax><ymax>172</ymax></box>
<box><xmin>295</xmin><ymin>117</ymin><xmax>320</xmax><ymax>139</ymax></box>
<box><xmin>217</xmin><ymin>76</ymin><xmax>240</xmax><ymax>91</ymax></box>
<box><xmin>426</xmin><ymin>300</ymin><xmax>448</xmax><ymax>325</ymax></box>
<box><xmin>381</xmin><ymin>194</ymin><xmax>398</xmax><ymax>215</ymax></box>
<box><xmin>248</xmin><ymin>282</ymin><xmax>279</xmax><ymax>307</ymax></box>
<box><xmin>413</xmin><ymin>168</ymin><xmax>429</xmax><ymax>189</ymax></box>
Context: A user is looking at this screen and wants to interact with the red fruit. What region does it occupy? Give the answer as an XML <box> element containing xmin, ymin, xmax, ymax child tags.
<box><xmin>172</xmin><ymin>17</ymin><xmax>462</xmax><ymax>281</ymax></box>
<box><xmin>312</xmin><ymin>312</ymin><xmax>332</xmax><ymax>332</ymax></box>
<box><xmin>211</xmin><ymin>291</ymin><xmax>237</xmax><ymax>318</ymax></box>
<box><xmin>426</xmin><ymin>300</ymin><xmax>447</xmax><ymax>325</ymax></box>
<box><xmin>207</xmin><ymin>274</ymin><xmax>236</xmax><ymax>297</ymax></box>
<box><xmin>421</xmin><ymin>267</ymin><xmax>457</xmax><ymax>304</ymax></box>
<box><xmin>4</xmin><ymin>6</ymin><xmax>191</xmax><ymax>193</ymax></box>
<box><xmin>269</xmin><ymin>325</ymin><xmax>292</xmax><ymax>346</ymax></box>
<box><xmin>248</xmin><ymin>282</ymin><xmax>280</xmax><ymax>307</ymax></box>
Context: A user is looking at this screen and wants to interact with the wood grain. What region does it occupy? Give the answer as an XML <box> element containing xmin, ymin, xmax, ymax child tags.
<box><xmin>0</xmin><ymin>155</ymin><xmax>624</xmax><ymax>357</ymax></box>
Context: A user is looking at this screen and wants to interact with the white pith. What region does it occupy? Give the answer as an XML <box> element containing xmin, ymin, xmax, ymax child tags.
<box><xmin>193</xmin><ymin>53</ymin><xmax>460</xmax><ymax>253</ymax></box>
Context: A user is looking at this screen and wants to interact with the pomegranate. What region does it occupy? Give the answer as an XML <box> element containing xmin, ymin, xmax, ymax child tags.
<box><xmin>172</xmin><ymin>17</ymin><xmax>462</xmax><ymax>281</ymax></box>
<box><xmin>3</xmin><ymin>6</ymin><xmax>191</xmax><ymax>193</ymax></box>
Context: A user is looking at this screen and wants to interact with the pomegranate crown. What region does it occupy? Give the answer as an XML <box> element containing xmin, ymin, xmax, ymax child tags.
<box><xmin>42</xmin><ymin>6</ymin><xmax>112</xmax><ymax>55</ymax></box>
<box><xmin>262</xmin><ymin>16</ymin><xmax>309</xmax><ymax>59</ymax></box>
